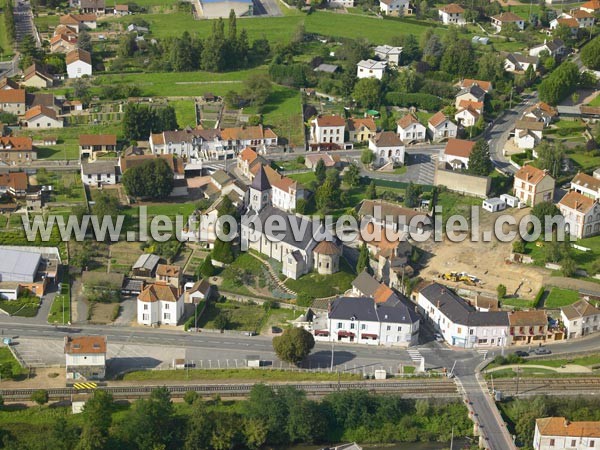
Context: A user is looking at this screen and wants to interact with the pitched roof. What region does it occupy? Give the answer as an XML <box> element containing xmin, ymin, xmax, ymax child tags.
<box><xmin>0</xmin><ymin>136</ymin><xmax>33</xmax><ymax>151</ymax></box>
<box><xmin>0</xmin><ymin>171</ymin><xmax>27</xmax><ymax>191</ymax></box>
<box><xmin>79</xmin><ymin>134</ymin><xmax>116</xmax><ymax>146</ymax></box>
<box><xmin>515</xmin><ymin>165</ymin><xmax>550</xmax><ymax>184</ymax></box>
<box><xmin>313</xmin><ymin>240</ymin><xmax>341</xmax><ymax>255</ymax></box>
<box><xmin>314</xmin><ymin>115</ymin><xmax>346</xmax><ymax>127</ymax></box>
<box><xmin>0</xmin><ymin>89</ymin><xmax>25</xmax><ymax>104</ymax></box>
<box><xmin>358</xmin><ymin>199</ymin><xmax>428</xmax><ymax>223</ymax></box>
<box><xmin>156</xmin><ymin>263</ymin><xmax>181</xmax><ymax>278</ymax></box>
<box><xmin>263</xmin><ymin>165</ymin><xmax>299</xmax><ymax>194</ymax></box>
<box><xmin>397</xmin><ymin>113</ymin><xmax>421</xmax><ymax>129</ymax></box>
<box><xmin>27</xmin><ymin>93</ymin><xmax>56</xmax><ymax>109</ymax></box>
<box><xmin>190</xmin><ymin>278</ymin><xmax>211</xmax><ymax>296</ymax></box>
<box><xmin>80</xmin><ymin>0</ymin><xmax>105</xmax><ymax>10</ymax></box>
<box><xmin>220</xmin><ymin>125</ymin><xmax>276</xmax><ymax>141</ymax></box>
<box><xmin>570</xmin><ymin>9</ymin><xmax>594</xmax><ymax>18</ymax></box>
<box><xmin>440</xmin><ymin>3</ymin><xmax>464</xmax><ymax>13</ymax></box>
<box><xmin>66</xmin><ymin>49</ymin><xmax>92</xmax><ymax>66</ymax></box>
<box><xmin>557</xmin><ymin>17</ymin><xmax>579</xmax><ymax>27</ymax></box>
<box><xmin>444</xmin><ymin>138</ymin><xmax>476</xmax><ymax>158</ymax></box>
<box><xmin>458</xmin><ymin>100</ymin><xmax>484</xmax><ymax>111</ymax></box>
<box><xmin>81</xmin><ymin>159</ymin><xmax>118</xmax><ymax>175</ymax></box>
<box><xmin>558</xmin><ymin>191</ymin><xmax>597</xmax><ymax>214</ymax></box>
<box><xmin>357</xmin><ymin>59</ymin><xmax>387</xmax><ymax>70</ymax></box>
<box><xmin>374</xmin><ymin>44</ymin><xmax>402</xmax><ymax>55</ymax></box>
<box><xmin>352</xmin><ymin>271</ymin><xmax>382</xmax><ymax>297</ymax></box>
<box><xmin>328</xmin><ymin>296</ymin><xmax>418</xmax><ymax>324</ymax></box>
<box><xmin>562</xmin><ymin>299</ymin><xmax>600</xmax><ymax>320</ymax></box>
<box><xmin>458</xmin><ymin>84</ymin><xmax>486</xmax><ymax>99</ymax></box>
<box><xmin>371</xmin><ymin>131</ymin><xmax>404</xmax><ymax>147</ymax></box>
<box><xmin>251</xmin><ymin>165</ymin><xmax>271</xmax><ymax>191</ymax></box>
<box><xmin>347</xmin><ymin>117</ymin><xmax>377</xmax><ymax>132</ymax></box>
<box><xmin>524</xmin><ymin>102</ymin><xmax>558</xmax><ymax>119</ymax></box>
<box><xmin>133</xmin><ymin>253</ymin><xmax>161</xmax><ymax>271</ymax></box>
<box><xmin>492</xmin><ymin>11</ymin><xmax>524</xmax><ymax>22</ymax></box>
<box><xmin>0</xmin><ymin>77</ymin><xmax>19</xmax><ymax>90</ymax></box>
<box><xmin>138</xmin><ymin>282</ymin><xmax>179</xmax><ymax>302</ymax></box>
<box><xmin>23</xmin><ymin>63</ymin><xmax>53</xmax><ymax>82</ymax></box>
<box><xmin>536</xmin><ymin>417</ymin><xmax>600</xmax><ymax>438</ymax></box>
<box><xmin>458</xmin><ymin>79</ymin><xmax>492</xmax><ymax>93</ymax></box>
<box><xmin>571</xmin><ymin>172</ymin><xmax>600</xmax><ymax>193</ymax></box>
<box><xmin>581</xmin><ymin>0</ymin><xmax>600</xmax><ymax>10</ymax></box>
<box><xmin>515</xmin><ymin>119</ymin><xmax>544</xmax><ymax>131</ymax></box>
<box><xmin>428</xmin><ymin>111</ymin><xmax>450</xmax><ymax>127</ymax></box>
<box><xmin>64</xmin><ymin>335</ymin><xmax>107</xmax><ymax>354</ymax></box>
<box><xmin>23</xmin><ymin>105</ymin><xmax>58</xmax><ymax>121</ymax></box>
<box><xmin>508</xmin><ymin>310</ymin><xmax>548</xmax><ymax>327</ymax></box>
<box><xmin>239</xmin><ymin>146</ymin><xmax>259</xmax><ymax>163</ymax></box>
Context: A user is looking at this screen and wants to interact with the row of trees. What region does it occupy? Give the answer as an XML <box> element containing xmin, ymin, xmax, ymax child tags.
<box><xmin>3</xmin><ymin>0</ymin><xmax>14</xmax><ymax>48</ymax></box>
<box><xmin>122</xmin><ymin>158</ymin><xmax>174</xmax><ymax>199</ymax></box>
<box><xmin>2</xmin><ymin>386</ymin><xmax>473</xmax><ymax>449</ymax></box>
<box><xmin>122</xmin><ymin>103</ymin><xmax>178</xmax><ymax>141</ymax></box>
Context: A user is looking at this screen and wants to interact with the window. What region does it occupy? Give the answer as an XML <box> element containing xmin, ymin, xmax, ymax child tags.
<box><xmin>457</xmin><ymin>327</ymin><xmax>462</xmax><ymax>334</ymax></box>
<box><xmin>397</xmin><ymin>326</ymin><xmax>402</xmax><ymax>331</ymax></box>
<box><xmin>142</xmin><ymin>314</ymin><xmax>149</xmax><ymax>321</ymax></box>
<box><xmin>571</xmin><ymin>440</ymin><xmax>576</xmax><ymax>447</ymax></box>
<box><xmin>469</xmin><ymin>329</ymin><xmax>474</xmax><ymax>335</ymax></box>
<box><xmin>164</xmin><ymin>303</ymin><xmax>169</xmax><ymax>309</ymax></box>
<box><xmin>591</xmin><ymin>440</ymin><xmax>595</xmax><ymax>447</ymax></box>
<box><xmin>164</xmin><ymin>313</ymin><xmax>171</xmax><ymax>320</ymax></box>
<box><xmin>143</xmin><ymin>304</ymin><xmax>148</xmax><ymax>310</ymax></box>
<box><xmin>387</xmin><ymin>325</ymin><xmax>391</xmax><ymax>331</ymax></box>
<box><xmin>337</xmin><ymin>322</ymin><xmax>342</xmax><ymax>329</ymax></box>
<box><xmin>361</xmin><ymin>324</ymin><xmax>366</xmax><ymax>330</ymax></box>
<box><xmin>549</xmin><ymin>439</ymin><xmax>555</xmax><ymax>446</ymax></box>
<box><xmin>350</xmin><ymin>323</ymin><xmax>355</xmax><ymax>330</ymax></box>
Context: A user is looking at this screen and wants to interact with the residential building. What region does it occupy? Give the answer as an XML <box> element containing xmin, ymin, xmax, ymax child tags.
<box><xmin>241</xmin><ymin>166</ymin><xmax>338</xmax><ymax>280</ymax></box>
<box><xmin>568</xmin><ymin>9</ymin><xmax>595</xmax><ymax>27</ymax></box>
<box><xmin>379</xmin><ymin>0</ymin><xmax>412</xmax><ymax>15</ymax></box>
<box><xmin>310</xmin><ymin>115</ymin><xmax>346</xmax><ymax>145</ymax></box>
<box><xmin>156</xmin><ymin>264</ymin><xmax>182</xmax><ymax>292</ymax></box>
<box><xmin>440</xmin><ymin>138</ymin><xmax>475</xmax><ymax>171</ymax></box>
<box><xmin>514</xmin><ymin>120</ymin><xmax>543</xmax><ymax>149</ymax></box>
<box><xmin>369</xmin><ymin>131</ymin><xmax>405</xmax><ymax>167</ymax></box>
<box><xmin>21</xmin><ymin>64</ymin><xmax>53</xmax><ymax>88</ymax></box>
<box><xmin>571</xmin><ymin>172</ymin><xmax>600</xmax><ymax>201</ymax></box>
<box><xmin>315</xmin><ymin>295</ymin><xmax>420</xmax><ymax>346</ymax></box>
<box><xmin>120</xmin><ymin>153</ymin><xmax>183</xmax><ymax>182</ymax></box>
<box><xmin>0</xmin><ymin>137</ymin><xmax>36</xmax><ymax>165</ymax></box>
<box><xmin>237</xmin><ymin>146</ymin><xmax>267</xmax><ymax>179</ymax></box>
<box><xmin>508</xmin><ymin>310</ymin><xmax>552</xmax><ymax>345</ymax></box>
<box><xmin>64</xmin><ymin>336</ymin><xmax>107</xmax><ymax>381</ymax></box>
<box><xmin>438</xmin><ymin>3</ymin><xmax>466</xmax><ymax>25</ymax></box>
<box><xmin>132</xmin><ymin>254</ymin><xmax>161</xmax><ymax>279</ymax></box>
<box><xmin>549</xmin><ymin>16</ymin><xmax>580</xmax><ymax>32</ymax></box>
<box><xmin>529</xmin><ymin>39</ymin><xmax>566</xmax><ymax>58</ymax></box>
<box><xmin>416</xmin><ymin>282</ymin><xmax>509</xmax><ymax>348</ymax></box>
<box><xmin>356</xmin><ymin>59</ymin><xmax>387</xmax><ymax>80</ymax></box>
<box><xmin>428</xmin><ymin>111</ymin><xmax>458</xmax><ymax>142</ymax></box>
<box><xmin>79</xmin><ymin>134</ymin><xmax>117</xmax><ymax>160</ymax></box>
<box><xmin>455</xmin><ymin>84</ymin><xmax>486</xmax><ymax>107</ymax></box>
<box><xmin>580</xmin><ymin>0</ymin><xmax>600</xmax><ymax>14</ymax></box>
<box><xmin>0</xmin><ymin>89</ymin><xmax>26</xmax><ymax>116</ymax></box>
<box><xmin>187</xmin><ymin>278</ymin><xmax>213</xmax><ymax>303</ymax></box>
<box><xmin>396</xmin><ymin>113</ymin><xmax>427</xmax><ymax>143</ymax></box>
<box><xmin>534</xmin><ymin>417</ymin><xmax>600</xmax><ymax>450</ymax></box>
<box><xmin>137</xmin><ymin>282</ymin><xmax>184</xmax><ymax>326</ymax></box>
<box><xmin>0</xmin><ymin>172</ymin><xmax>28</xmax><ymax>198</ymax></box>
<box><xmin>522</xmin><ymin>102</ymin><xmax>558</xmax><ymax>127</ymax></box>
<box><xmin>490</xmin><ymin>12</ymin><xmax>525</xmax><ymax>31</ymax></box>
<box><xmin>305</xmin><ymin>153</ymin><xmax>341</xmax><ymax>170</ymax></box>
<box><xmin>0</xmin><ymin>78</ymin><xmax>19</xmax><ymax>90</ymax></box>
<box><xmin>454</xmin><ymin>102</ymin><xmax>482</xmax><ymax>128</ymax></box>
<box><xmin>220</xmin><ymin>125</ymin><xmax>278</xmax><ymax>153</ymax></box>
<box><xmin>456</xmin><ymin>79</ymin><xmax>493</xmax><ymax>94</ymax></box>
<box><xmin>347</xmin><ymin>117</ymin><xmax>377</xmax><ymax>143</ymax></box>
<box><xmin>22</xmin><ymin>105</ymin><xmax>63</xmax><ymax>129</ymax></box>
<box><xmin>558</xmin><ymin>191</ymin><xmax>600</xmax><ymax>239</ymax></box>
<box><xmin>79</xmin><ymin>0</ymin><xmax>105</xmax><ymax>14</ymax></box>
<box><xmin>514</xmin><ymin>165</ymin><xmax>555</xmax><ymax>206</ymax></box>
<box><xmin>374</xmin><ymin>45</ymin><xmax>402</xmax><ymax>66</ymax></box>
<box><xmin>561</xmin><ymin>300</ymin><xmax>600</xmax><ymax>339</ymax></box>
<box><xmin>357</xmin><ymin>199</ymin><xmax>431</xmax><ymax>235</ymax></box>
<box><xmin>113</xmin><ymin>4</ymin><xmax>130</xmax><ymax>14</ymax></box>
<box><xmin>504</xmin><ymin>53</ymin><xmax>539</xmax><ymax>73</ymax></box>
<box><xmin>80</xmin><ymin>159</ymin><xmax>120</xmax><ymax>187</ymax></box>
<box><xmin>59</xmin><ymin>13</ymin><xmax>97</xmax><ymax>32</ymax></box>
<box><xmin>66</xmin><ymin>49</ymin><xmax>92</xmax><ymax>79</ymax></box>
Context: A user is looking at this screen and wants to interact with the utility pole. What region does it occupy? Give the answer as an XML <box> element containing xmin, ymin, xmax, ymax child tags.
<box><xmin>330</xmin><ymin>341</ymin><xmax>334</xmax><ymax>372</ymax></box>
<box><xmin>515</xmin><ymin>366</ymin><xmax>520</xmax><ymax>396</ymax></box>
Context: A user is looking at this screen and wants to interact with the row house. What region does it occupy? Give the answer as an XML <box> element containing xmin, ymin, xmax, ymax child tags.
<box><xmin>535</xmin><ymin>417</ymin><xmax>600</xmax><ymax>450</ymax></box>
<box><xmin>561</xmin><ymin>300</ymin><xmax>600</xmax><ymax>339</ymax></box>
<box><xmin>508</xmin><ymin>310</ymin><xmax>554</xmax><ymax>345</ymax></box>
<box><xmin>347</xmin><ymin>117</ymin><xmax>377</xmax><ymax>143</ymax></box>
<box><xmin>0</xmin><ymin>137</ymin><xmax>36</xmax><ymax>165</ymax></box>
<box><xmin>558</xmin><ymin>190</ymin><xmax>600</xmax><ymax>239</ymax></box>
<box><xmin>310</xmin><ymin>115</ymin><xmax>345</xmax><ymax>147</ymax></box>
<box><xmin>513</xmin><ymin>165</ymin><xmax>555</xmax><ymax>206</ymax></box>
<box><xmin>236</xmin><ymin>146</ymin><xmax>267</xmax><ymax>179</ymax></box>
<box><xmin>220</xmin><ymin>125</ymin><xmax>278</xmax><ymax>153</ymax></box>
<box><xmin>79</xmin><ymin>134</ymin><xmax>117</xmax><ymax>160</ymax></box>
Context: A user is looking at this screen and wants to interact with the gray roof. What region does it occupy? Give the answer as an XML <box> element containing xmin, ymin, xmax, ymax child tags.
<box><xmin>457</xmin><ymin>84</ymin><xmax>486</xmax><ymax>99</ymax></box>
<box><xmin>244</xmin><ymin>204</ymin><xmax>321</xmax><ymax>250</ymax></box>
<box><xmin>352</xmin><ymin>271</ymin><xmax>381</xmax><ymax>297</ymax></box>
<box><xmin>329</xmin><ymin>296</ymin><xmax>419</xmax><ymax>324</ymax></box>
<box><xmin>251</xmin><ymin>165</ymin><xmax>270</xmax><ymax>191</ymax></box>
<box><xmin>81</xmin><ymin>160</ymin><xmax>118</xmax><ymax>176</ymax></box>
<box><xmin>211</xmin><ymin>169</ymin><xmax>232</xmax><ymax>187</ymax></box>
<box><xmin>133</xmin><ymin>253</ymin><xmax>161</xmax><ymax>271</ymax></box>
<box><xmin>0</xmin><ymin>248</ymin><xmax>41</xmax><ymax>282</ymax></box>
<box><xmin>314</xmin><ymin>64</ymin><xmax>339</xmax><ymax>73</ymax></box>
<box><xmin>420</xmin><ymin>283</ymin><xmax>509</xmax><ymax>327</ymax></box>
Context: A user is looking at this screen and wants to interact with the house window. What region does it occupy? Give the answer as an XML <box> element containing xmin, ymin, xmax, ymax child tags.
<box><xmin>361</xmin><ymin>324</ymin><xmax>366</xmax><ymax>330</ymax></box>
<box><xmin>350</xmin><ymin>323</ymin><xmax>355</xmax><ymax>330</ymax></box>
<box><xmin>571</xmin><ymin>440</ymin><xmax>576</xmax><ymax>447</ymax></box>
<box><xmin>164</xmin><ymin>303</ymin><xmax>169</xmax><ymax>309</ymax></box>
<box><xmin>457</xmin><ymin>327</ymin><xmax>462</xmax><ymax>334</ymax></box>
<box><xmin>337</xmin><ymin>322</ymin><xmax>342</xmax><ymax>329</ymax></box>
<box><xmin>386</xmin><ymin>325</ymin><xmax>391</xmax><ymax>331</ymax></box>
<box><xmin>142</xmin><ymin>314</ymin><xmax>149</xmax><ymax>321</ymax></box>
<box><xmin>469</xmin><ymin>329</ymin><xmax>474</xmax><ymax>335</ymax></box>
<box><xmin>164</xmin><ymin>313</ymin><xmax>171</xmax><ymax>320</ymax></box>
<box><xmin>143</xmin><ymin>304</ymin><xmax>148</xmax><ymax>310</ymax></box>
<box><xmin>549</xmin><ymin>439</ymin><xmax>555</xmax><ymax>446</ymax></box>
<box><xmin>397</xmin><ymin>326</ymin><xmax>402</xmax><ymax>331</ymax></box>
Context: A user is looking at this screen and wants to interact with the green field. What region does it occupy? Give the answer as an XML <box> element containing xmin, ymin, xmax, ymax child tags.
<box><xmin>33</xmin><ymin>14</ymin><xmax>60</xmax><ymax>33</ymax></box>
<box><xmin>169</xmin><ymin>99</ymin><xmax>197</xmax><ymax>128</ymax></box>
<box><xmin>0</xmin><ymin>347</ymin><xmax>27</xmax><ymax>379</ymax></box>
<box><xmin>589</xmin><ymin>95</ymin><xmax>600</xmax><ymax>107</ymax></box>
<box><xmin>544</xmin><ymin>288</ymin><xmax>579</xmax><ymax>309</ymax></box>
<box><xmin>47</xmin><ymin>280</ymin><xmax>71</xmax><ymax>325</ymax></box>
<box><xmin>0</xmin><ymin>296</ymin><xmax>41</xmax><ymax>317</ymax></box>
<box><xmin>121</xmin><ymin>368</ymin><xmax>362</xmax><ymax>381</ymax></box>
<box><xmin>0</xmin><ymin>13</ymin><xmax>14</xmax><ymax>58</ymax></box>
<box><xmin>285</xmin><ymin>259</ymin><xmax>355</xmax><ymax>298</ymax></box>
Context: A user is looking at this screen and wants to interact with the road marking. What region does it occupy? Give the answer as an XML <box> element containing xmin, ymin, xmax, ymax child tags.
<box><xmin>407</xmin><ymin>349</ymin><xmax>424</xmax><ymax>363</ymax></box>
<box><xmin>73</xmin><ymin>382</ymin><xmax>97</xmax><ymax>390</ymax></box>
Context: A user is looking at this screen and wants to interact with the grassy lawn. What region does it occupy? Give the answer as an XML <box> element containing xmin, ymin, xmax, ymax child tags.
<box><xmin>285</xmin><ymin>258</ymin><xmax>355</xmax><ymax>298</ymax></box>
<box><xmin>500</xmin><ymin>298</ymin><xmax>534</xmax><ymax>309</ymax></box>
<box><xmin>485</xmin><ymin>367</ymin><xmax>566</xmax><ymax>379</ymax></box>
<box><xmin>436</xmin><ymin>191</ymin><xmax>485</xmax><ymax>219</ymax></box>
<box><xmin>219</xmin><ymin>253</ymin><xmax>267</xmax><ymax>296</ymax></box>
<box><xmin>47</xmin><ymin>282</ymin><xmax>71</xmax><ymax>325</ymax></box>
<box><xmin>589</xmin><ymin>95</ymin><xmax>600</xmax><ymax>107</ymax></box>
<box><xmin>568</xmin><ymin>149</ymin><xmax>600</xmax><ymax>173</ymax></box>
<box><xmin>0</xmin><ymin>347</ymin><xmax>27</xmax><ymax>379</ymax></box>
<box><xmin>0</xmin><ymin>13</ymin><xmax>14</xmax><ymax>58</ymax></box>
<box><xmin>0</xmin><ymin>296</ymin><xmax>41</xmax><ymax>317</ymax></box>
<box><xmin>198</xmin><ymin>298</ymin><xmax>266</xmax><ymax>332</ymax></box>
<box><xmin>35</xmin><ymin>145</ymin><xmax>80</xmax><ymax>160</ymax></box>
<box><xmin>121</xmin><ymin>368</ymin><xmax>362</xmax><ymax>381</ymax></box>
<box><xmin>169</xmin><ymin>99</ymin><xmax>197</xmax><ymax>128</ymax></box>
<box><xmin>288</xmin><ymin>171</ymin><xmax>317</xmax><ymax>185</ymax></box>
<box><xmin>523</xmin><ymin>354</ymin><xmax>600</xmax><ymax>368</ymax></box>
<box><xmin>544</xmin><ymin>288</ymin><xmax>579</xmax><ymax>309</ymax></box>
<box><xmin>34</xmin><ymin>170</ymin><xmax>86</xmax><ymax>204</ymax></box>
<box><xmin>34</xmin><ymin>14</ymin><xmax>60</xmax><ymax>32</ymax></box>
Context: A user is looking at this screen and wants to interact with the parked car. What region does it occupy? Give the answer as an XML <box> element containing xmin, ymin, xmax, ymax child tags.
<box><xmin>534</xmin><ymin>347</ymin><xmax>551</xmax><ymax>355</ymax></box>
<box><xmin>515</xmin><ymin>350</ymin><xmax>529</xmax><ymax>357</ymax></box>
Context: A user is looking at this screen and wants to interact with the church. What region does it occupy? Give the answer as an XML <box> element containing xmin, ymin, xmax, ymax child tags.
<box><xmin>240</xmin><ymin>166</ymin><xmax>342</xmax><ymax>280</ymax></box>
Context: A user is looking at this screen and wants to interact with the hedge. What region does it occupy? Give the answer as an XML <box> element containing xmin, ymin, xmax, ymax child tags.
<box><xmin>532</xmin><ymin>287</ymin><xmax>546</xmax><ymax>309</ymax></box>
<box><xmin>384</xmin><ymin>92</ymin><xmax>442</xmax><ymax>111</ymax></box>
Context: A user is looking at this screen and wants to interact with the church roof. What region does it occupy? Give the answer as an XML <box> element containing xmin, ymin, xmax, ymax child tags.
<box><xmin>251</xmin><ymin>165</ymin><xmax>271</xmax><ymax>191</ymax></box>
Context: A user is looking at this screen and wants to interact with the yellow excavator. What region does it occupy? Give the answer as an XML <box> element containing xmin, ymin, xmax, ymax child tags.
<box><xmin>441</xmin><ymin>272</ymin><xmax>460</xmax><ymax>282</ymax></box>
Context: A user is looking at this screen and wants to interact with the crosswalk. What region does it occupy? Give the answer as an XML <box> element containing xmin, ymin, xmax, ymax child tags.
<box><xmin>73</xmin><ymin>382</ymin><xmax>98</xmax><ymax>390</ymax></box>
<box><xmin>477</xmin><ymin>350</ymin><xmax>488</xmax><ymax>359</ymax></box>
<box><xmin>407</xmin><ymin>349</ymin><xmax>424</xmax><ymax>364</ymax></box>
<box><xmin>416</xmin><ymin>154</ymin><xmax>437</xmax><ymax>185</ymax></box>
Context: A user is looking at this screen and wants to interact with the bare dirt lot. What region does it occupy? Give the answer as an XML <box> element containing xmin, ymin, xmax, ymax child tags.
<box><xmin>419</xmin><ymin>207</ymin><xmax>547</xmax><ymax>299</ymax></box>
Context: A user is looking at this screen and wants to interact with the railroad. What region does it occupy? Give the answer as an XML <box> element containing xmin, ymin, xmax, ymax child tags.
<box><xmin>0</xmin><ymin>379</ymin><xmax>459</xmax><ymax>401</ymax></box>
<box><xmin>488</xmin><ymin>378</ymin><xmax>600</xmax><ymax>396</ymax></box>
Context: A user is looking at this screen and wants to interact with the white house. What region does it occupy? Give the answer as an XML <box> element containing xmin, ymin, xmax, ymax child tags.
<box><xmin>187</xmin><ymin>278</ymin><xmax>213</xmax><ymax>303</ymax></box>
<box><xmin>310</xmin><ymin>115</ymin><xmax>346</xmax><ymax>145</ymax></box>
<box><xmin>534</xmin><ymin>417</ymin><xmax>600</xmax><ymax>450</ymax></box>
<box><xmin>441</xmin><ymin>138</ymin><xmax>475</xmax><ymax>170</ymax></box>
<box><xmin>416</xmin><ymin>282</ymin><xmax>510</xmax><ymax>348</ymax></box>
<box><xmin>561</xmin><ymin>299</ymin><xmax>600</xmax><ymax>339</ymax></box>
<box><xmin>66</xmin><ymin>49</ymin><xmax>92</xmax><ymax>79</ymax></box>
<box><xmin>428</xmin><ymin>111</ymin><xmax>458</xmax><ymax>142</ymax></box>
<box><xmin>490</xmin><ymin>12</ymin><xmax>525</xmax><ymax>32</ymax></box>
<box><xmin>454</xmin><ymin>102</ymin><xmax>481</xmax><ymax>128</ymax></box>
<box><xmin>580</xmin><ymin>0</ymin><xmax>600</xmax><ymax>14</ymax></box>
<box><xmin>379</xmin><ymin>0</ymin><xmax>411</xmax><ymax>15</ymax></box>
<box><xmin>315</xmin><ymin>296</ymin><xmax>420</xmax><ymax>347</ymax></box>
<box><xmin>571</xmin><ymin>172</ymin><xmax>600</xmax><ymax>200</ymax></box>
<box><xmin>396</xmin><ymin>113</ymin><xmax>427</xmax><ymax>143</ymax></box>
<box><xmin>513</xmin><ymin>165</ymin><xmax>555</xmax><ymax>206</ymax></box>
<box><xmin>455</xmin><ymin>84</ymin><xmax>487</xmax><ymax>107</ymax></box>
<box><xmin>558</xmin><ymin>191</ymin><xmax>600</xmax><ymax>239</ymax></box>
<box><xmin>261</xmin><ymin>164</ymin><xmax>306</xmax><ymax>212</ymax></box>
<box><xmin>22</xmin><ymin>105</ymin><xmax>63</xmax><ymax>129</ymax></box>
<box><xmin>137</xmin><ymin>282</ymin><xmax>184</xmax><ymax>326</ymax></box>
<box><xmin>514</xmin><ymin>120</ymin><xmax>543</xmax><ymax>149</ymax></box>
<box><xmin>504</xmin><ymin>53</ymin><xmax>539</xmax><ymax>73</ymax></box>
<box><xmin>529</xmin><ymin>39</ymin><xmax>566</xmax><ymax>58</ymax></box>
<box><xmin>356</xmin><ymin>59</ymin><xmax>387</xmax><ymax>80</ymax></box>
<box><xmin>374</xmin><ymin>45</ymin><xmax>402</xmax><ymax>66</ymax></box>
<box><xmin>80</xmin><ymin>160</ymin><xmax>120</xmax><ymax>187</ymax></box>
<box><xmin>522</xmin><ymin>102</ymin><xmax>558</xmax><ymax>127</ymax></box>
<box><xmin>549</xmin><ymin>16</ymin><xmax>580</xmax><ymax>32</ymax></box>
<box><xmin>64</xmin><ymin>335</ymin><xmax>106</xmax><ymax>381</ymax></box>
<box><xmin>369</xmin><ymin>131</ymin><xmax>405</xmax><ymax>167</ymax></box>
<box><xmin>567</xmin><ymin>9</ymin><xmax>595</xmax><ymax>27</ymax></box>
<box><xmin>438</xmin><ymin>3</ymin><xmax>466</xmax><ymax>25</ymax></box>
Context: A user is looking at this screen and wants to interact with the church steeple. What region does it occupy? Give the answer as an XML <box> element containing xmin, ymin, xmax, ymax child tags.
<box><xmin>249</xmin><ymin>165</ymin><xmax>271</xmax><ymax>211</ymax></box>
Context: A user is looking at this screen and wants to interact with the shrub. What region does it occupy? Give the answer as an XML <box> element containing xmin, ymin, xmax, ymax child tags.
<box><xmin>184</xmin><ymin>391</ymin><xmax>199</xmax><ymax>405</ymax></box>
<box><xmin>532</xmin><ymin>287</ymin><xmax>545</xmax><ymax>308</ymax></box>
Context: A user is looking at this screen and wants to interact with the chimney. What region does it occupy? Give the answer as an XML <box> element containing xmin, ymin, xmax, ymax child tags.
<box><xmin>564</xmin><ymin>419</ymin><xmax>570</xmax><ymax>427</ymax></box>
<box><xmin>328</xmin><ymin>301</ymin><xmax>332</xmax><ymax>313</ymax></box>
<box><xmin>437</xmin><ymin>300</ymin><xmax>441</xmax><ymax>308</ymax></box>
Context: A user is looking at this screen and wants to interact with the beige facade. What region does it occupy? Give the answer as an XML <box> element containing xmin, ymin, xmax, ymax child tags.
<box><xmin>434</xmin><ymin>165</ymin><xmax>491</xmax><ymax>198</ymax></box>
<box><xmin>514</xmin><ymin>165</ymin><xmax>555</xmax><ymax>206</ymax></box>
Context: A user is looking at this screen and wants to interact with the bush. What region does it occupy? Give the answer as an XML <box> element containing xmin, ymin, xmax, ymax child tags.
<box><xmin>532</xmin><ymin>287</ymin><xmax>545</xmax><ymax>308</ymax></box>
<box><xmin>497</xmin><ymin>284</ymin><xmax>507</xmax><ymax>300</ymax></box>
<box><xmin>296</xmin><ymin>293</ymin><xmax>314</xmax><ymax>307</ymax></box>
<box><xmin>183</xmin><ymin>391</ymin><xmax>199</xmax><ymax>405</ymax></box>
<box><xmin>384</xmin><ymin>92</ymin><xmax>442</xmax><ymax>111</ymax></box>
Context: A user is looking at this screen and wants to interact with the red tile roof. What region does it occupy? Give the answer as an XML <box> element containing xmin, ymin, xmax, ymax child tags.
<box><xmin>314</xmin><ymin>115</ymin><xmax>346</xmax><ymax>127</ymax></box>
<box><xmin>0</xmin><ymin>89</ymin><xmax>26</xmax><ymax>104</ymax></box>
<box><xmin>558</xmin><ymin>191</ymin><xmax>596</xmax><ymax>214</ymax></box>
<box><xmin>440</xmin><ymin>3</ymin><xmax>464</xmax><ymax>13</ymax></box>
<box><xmin>23</xmin><ymin>105</ymin><xmax>58</xmax><ymax>121</ymax></box>
<box><xmin>138</xmin><ymin>282</ymin><xmax>179</xmax><ymax>302</ymax></box>
<box><xmin>515</xmin><ymin>165</ymin><xmax>550</xmax><ymax>185</ymax></box>
<box><xmin>0</xmin><ymin>172</ymin><xmax>27</xmax><ymax>191</ymax></box>
<box><xmin>66</xmin><ymin>49</ymin><xmax>92</xmax><ymax>65</ymax></box>
<box><xmin>443</xmin><ymin>138</ymin><xmax>475</xmax><ymax>158</ymax></box>
<box><xmin>536</xmin><ymin>417</ymin><xmax>600</xmax><ymax>438</ymax></box>
<box><xmin>64</xmin><ymin>335</ymin><xmax>107</xmax><ymax>354</ymax></box>
<box><xmin>0</xmin><ymin>136</ymin><xmax>33</xmax><ymax>151</ymax></box>
<box><xmin>79</xmin><ymin>134</ymin><xmax>116</xmax><ymax>146</ymax></box>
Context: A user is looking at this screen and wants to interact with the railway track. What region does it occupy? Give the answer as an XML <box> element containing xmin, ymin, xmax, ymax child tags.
<box><xmin>0</xmin><ymin>380</ymin><xmax>459</xmax><ymax>401</ymax></box>
<box><xmin>488</xmin><ymin>378</ymin><xmax>600</xmax><ymax>396</ymax></box>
